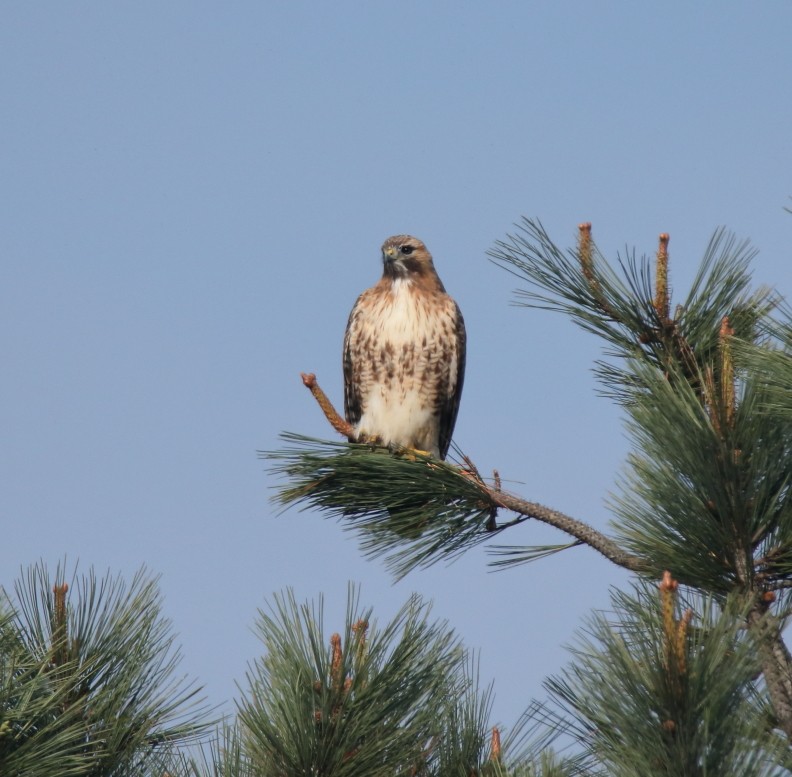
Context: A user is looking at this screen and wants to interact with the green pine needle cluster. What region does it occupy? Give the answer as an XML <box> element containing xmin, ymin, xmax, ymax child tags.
<box><xmin>264</xmin><ymin>434</ymin><xmax>500</xmax><ymax>579</ymax></box>
<box><xmin>0</xmin><ymin>561</ymin><xmax>209</xmax><ymax>776</ymax></box>
<box><xmin>488</xmin><ymin>218</ymin><xmax>792</xmax><ymax>598</ymax></box>
<box><xmin>734</xmin><ymin>319</ymin><xmax>792</xmax><ymax>419</ymax></box>
<box><xmin>487</xmin><ymin>220</ymin><xmax>774</xmax><ymax>404</ymax></box>
<box><xmin>545</xmin><ymin>582</ymin><xmax>787</xmax><ymax>776</ymax></box>
<box><xmin>611</xmin><ymin>356</ymin><xmax>792</xmax><ymax>593</ymax></box>
<box><xmin>234</xmin><ymin>586</ymin><xmax>526</xmax><ymax>777</ymax></box>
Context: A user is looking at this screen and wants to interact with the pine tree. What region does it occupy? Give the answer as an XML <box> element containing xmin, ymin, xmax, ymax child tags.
<box><xmin>267</xmin><ymin>217</ymin><xmax>792</xmax><ymax>772</ymax></box>
<box><xmin>0</xmin><ymin>561</ymin><xmax>208</xmax><ymax>776</ymax></box>
<box><xmin>7</xmin><ymin>216</ymin><xmax>792</xmax><ymax>774</ymax></box>
<box><xmin>179</xmin><ymin>586</ymin><xmax>553</xmax><ymax>776</ymax></box>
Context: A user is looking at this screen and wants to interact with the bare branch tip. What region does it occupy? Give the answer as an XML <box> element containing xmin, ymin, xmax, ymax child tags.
<box><xmin>659</xmin><ymin>570</ymin><xmax>678</xmax><ymax>592</ymax></box>
<box><xmin>300</xmin><ymin>372</ymin><xmax>355</xmax><ymax>439</ymax></box>
<box><xmin>490</xmin><ymin>726</ymin><xmax>502</xmax><ymax>761</ymax></box>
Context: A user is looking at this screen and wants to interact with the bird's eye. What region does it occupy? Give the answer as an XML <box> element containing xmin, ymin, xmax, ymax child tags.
<box><xmin>400</xmin><ymin>245</ymin><xmax>414</xmax><ymax>255</ymax></box>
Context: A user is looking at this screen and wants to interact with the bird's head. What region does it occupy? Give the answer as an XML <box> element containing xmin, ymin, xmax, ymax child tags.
<box><xmin>380</xmin><ymin>235</ymin><xmax>437</xmax><ymax>281</ymax></box>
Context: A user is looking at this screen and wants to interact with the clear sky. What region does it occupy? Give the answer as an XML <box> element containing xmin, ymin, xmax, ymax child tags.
<box><xmin>2</xmin><ymin>2</ymin><xmax>792</xmax><ymax>732</ymax></box>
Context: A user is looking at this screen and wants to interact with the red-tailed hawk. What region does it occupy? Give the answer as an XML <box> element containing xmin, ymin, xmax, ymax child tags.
<box><xmin>343</xmin><ymin>235</ymin><xmax>466</xmax><ymax>460</ymax></box>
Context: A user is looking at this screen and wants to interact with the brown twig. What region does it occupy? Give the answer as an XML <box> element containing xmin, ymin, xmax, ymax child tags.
<box><xmin>720</xmin><ymin>315</ymin><xmax>736</xmax><ymax>428</ymax></box>
<box><xmin>490</xmin><ymin>727</ymin><xmax>501</xmax><ymax>761</ymax></box>
<box><xmin>654</xmin><ymin>233</ymin><xmax>670</xmax><ymax>323</ymax></box>
<box><xmin>483</xmin><ymin>483</ymin><xmax>644</xmax><ymax>572</ymax></box>
<box><xmin>748</xmin><ymin>605</ymin><xmax>792</xmax><ymax>739</ymax></box>
<box><xmin>578</xmin><ymin>222</ymin><xmax>616</xmax><ymax>319</ymax></box>
<box><xmin>461</xmin><ymin>454</ymin><xmax>484</xmax><ymax>484</ymax></box>
<box><xmin>52</xmin><ymin>582</ymin><xmax>70</xmax><ymax>668</ymax></box>
<box><xmin>301</xmin><ymin>373</ymin><xmax>355</xmax><ymax>439</ymax></box>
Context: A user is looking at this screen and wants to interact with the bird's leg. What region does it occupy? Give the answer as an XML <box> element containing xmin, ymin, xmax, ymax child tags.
<box><xmin>300</xmin><ymin>373</ymin><xmax>356</xmax><ymax>439</ymax></box>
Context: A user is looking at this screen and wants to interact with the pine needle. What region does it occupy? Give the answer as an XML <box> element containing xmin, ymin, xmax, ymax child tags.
<box><xmin>263</xmin><ymin>434</ymin><xmax>500</xmax><ymax>579</ymax></box>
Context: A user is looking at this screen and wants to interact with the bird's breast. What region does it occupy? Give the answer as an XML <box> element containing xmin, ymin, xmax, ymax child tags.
<box><xmin>346</xmin><ymin>281</ymin><xmax>460</xmax><ymax>458</ymax></box>
<box><xmin>356</xmin><ymin>284</ymin><xmax>455</xmax><ymax>403</ymax></box>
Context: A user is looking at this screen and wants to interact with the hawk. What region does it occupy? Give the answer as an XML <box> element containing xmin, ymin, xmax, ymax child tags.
<box><xmin>343</xmin><ymin>235</ymin><xmax>466</xmax><ymax>459</ymax></box>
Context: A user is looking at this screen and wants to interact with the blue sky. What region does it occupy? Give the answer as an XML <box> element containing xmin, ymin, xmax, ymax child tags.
<box><xmin>2</xmin><ymin>3</ymin><xmax>792</xmax><ymax>732</ymax></box>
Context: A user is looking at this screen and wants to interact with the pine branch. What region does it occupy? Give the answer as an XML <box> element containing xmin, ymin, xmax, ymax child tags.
<box><xmin>0</xmin><ymin>561</ymin><xmax>211</xmax><ymax>775</ymax></box>
<box><xmin>545</xmin><ymin>579</ymin><xmax>788</xmax><ymax>775</ymax></box>
<box><xmin>487</xmin><ymin>219</ymin><xmax>775</xmax><ymax>403</ymax></box>
<box><xmin>236</xmin><ymin>586</ymin><xmax>528</xmax><ymax>777</ymax></box>
<box><xmin>263</xmin><ymin>431</ymin><xmax>642</xmax><ymax>579</ymax></box>
<box><xmin>488</xmin><ymin>489</ymin><xmax>642</xmax><ymax>571</ymax></box>
<box><xmin>266</xmin><ymin>218</ymin><xmax>792</xmax><ymax>754</ymax></box>
<box><xmin>747</xmin><ymin>601</ymin><xmax>792</xmax><ymax>741</ymax></box>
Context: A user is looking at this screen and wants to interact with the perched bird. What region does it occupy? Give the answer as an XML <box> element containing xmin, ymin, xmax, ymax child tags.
<box><xmin>343</xmin><ymin>235</ymin><xmax>466</xmax><ymax>459</ymax></box>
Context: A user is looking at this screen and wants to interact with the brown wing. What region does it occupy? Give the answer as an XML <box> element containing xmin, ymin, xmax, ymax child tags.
<box><xmin>437</xmin><ymin>299</ymin><xmax>466</xmax><ymax>460</ymax></box>
<box><xmin>342</xmin><ymin>291</ymin><xmax>368</xmax><ymax>432</ymax></box>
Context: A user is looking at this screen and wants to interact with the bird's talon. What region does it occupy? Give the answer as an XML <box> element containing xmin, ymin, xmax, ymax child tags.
<box><xmin>399</xmin><ymin>447</ymin><xmax>433</xmax><ymax>462</ymax></box>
